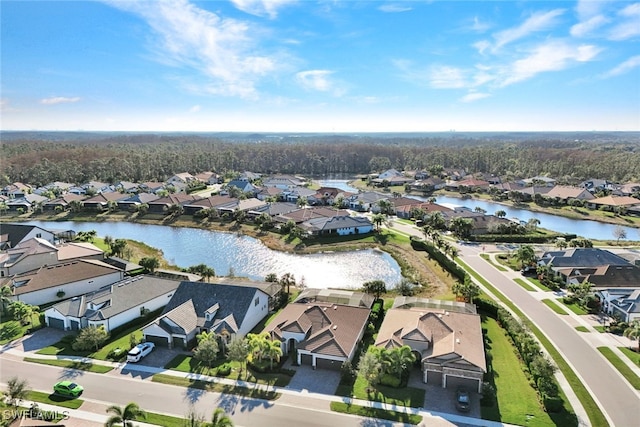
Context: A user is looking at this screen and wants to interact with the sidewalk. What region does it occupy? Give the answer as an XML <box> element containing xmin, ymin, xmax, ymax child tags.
<box><xmin>2</xmin><ymin>343</ymin><xmax>520</xmax><ymax>427</ymax></box>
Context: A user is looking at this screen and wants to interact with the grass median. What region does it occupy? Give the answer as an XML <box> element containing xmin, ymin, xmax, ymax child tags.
<box><xmin>330</xmin><ymin>402</ymin><xmax>422</xmax><ymax>425</ymax></box>
<box><xmin>23</xmin><ymin>357</ymin><xmax>114</xmax><ymax>373</ymax></box>
<box><xmin>27</xmin><ymin>391</ymin><xmax>83</xmax><ymax>410</ymax></box>
<box><xmin>151</xmin><ymin>373</ymin><xmax>281</xmax><ymax>400</ymax></box>
<box><xmin>597</xmin><ymin>347</ymin><xmax>640</xmax><ymax>390</ymax></box>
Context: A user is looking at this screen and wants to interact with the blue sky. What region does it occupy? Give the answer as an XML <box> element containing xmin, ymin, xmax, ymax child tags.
<box><xmin>1</xmin><ymin>0</ymin><xmax>639</xmax><ymax>132</ymax></box>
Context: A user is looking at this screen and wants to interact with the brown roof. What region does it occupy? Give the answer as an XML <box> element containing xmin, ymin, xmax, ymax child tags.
<box><xmin>265</xmin><ymin>302</ymin><xmax>370</xmax><ymax>359</ymax></box>
<box><xmin>546</xmin><ymin>185</ymin><xmax>594</xmax><ymax>200</ymax></box>
<box><xmin>375</xmin><ymin>307</ymin><xmax>486</xmax><ymax>372</ymax></box>
<box><xmin>277</xmin><ymin>207</ymin><xmax>349</xmax><ymax>223</ymax></box>
<box><xmin>590</xmin><ymin>195</ymin><xmax>640</xmax><ymax>207</ymax></box>
<box><xmin>11</xmin><ymin>259</ymin><xmax>121</xmax><ymax>296</ymax></box>
<box><xmin>56</xmin><ymin>242</ymin><xmax>104</xmax><ymax>261</ymax></box>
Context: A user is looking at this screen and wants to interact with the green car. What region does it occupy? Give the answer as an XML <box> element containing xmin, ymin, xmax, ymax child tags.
<box><xmin>53</xmin><ymin>381</ymin><xmax>83</xmax><ymax>397</ymax></box>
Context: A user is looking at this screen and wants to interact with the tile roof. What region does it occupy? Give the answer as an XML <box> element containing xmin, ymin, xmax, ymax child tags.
<box><xmin>265</xmin><ymin>302</ymin><xmax>370</xmax><ymax>359</ymax></box>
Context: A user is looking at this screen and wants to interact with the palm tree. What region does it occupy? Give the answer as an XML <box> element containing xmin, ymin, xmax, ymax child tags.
<box><xmin>247</xmin><ymin>333</ymin><xmax>269</xmax><ymax>363</ymax></box>
<box><xmin>382</xmin><ymin>346</ymin><xmax>416</xmax><ymax>381</ymax></box>
<box><xmin>202</xmin><ymin>266</ymin><xmax>215</xmax><ymax>282</ymax></box>
<box><xmin>623</xmin><ymin>320</ymin><xmax>640</xmax><ymax>351</ymax></box>
<box><xmin>105</xmin><ymin>402</ymin><xmax>146</xmax><ymax>427</ymax></box>
<box><xmin>265</xmin><ymin>339</ymin><xmax>283</xmax><ymax>370</ymax></box>
<box><xmin>371</xmin><ymin>213</ymin><xmax>386</xmax><ymax>231</ymax></box>
<box><xmin>495</xmin><ymin>210</ymin><xmax>506</xmax><ymax>218</ymax></box>
<box><xmin>210</xmin><ymin>408</ymin><xmax>234</xmax><ymax>427</ymax></box>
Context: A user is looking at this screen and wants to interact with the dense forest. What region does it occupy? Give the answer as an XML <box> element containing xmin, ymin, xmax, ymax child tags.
<box><xmin>1</xmin><ymin>132</ymin><xmax>639</xmax><ymax>186</ymax></box>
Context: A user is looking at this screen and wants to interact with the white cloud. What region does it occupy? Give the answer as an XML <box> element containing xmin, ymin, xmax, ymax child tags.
<box><xmin>609</xmin><ymin>2</ymin><xmax>640</xmax><ymax>40</ymax></box>
<box><xmin>473</xmin><ymin>40</ymin><xmax>491</xmax><ymax>55</ymax></box>
<box><xmin>428</xmin><ymin>66</ymin><xmax>467</xmax><ymax>89</ymax></box>
<box><xmin>500</xmin><ymin>41</ymin><xmax>601</xmax><ymax>86</ymax></box>
<box><xmin>601</xmin><ymin>55</ymin><xmax>640</xmax><ymax>78</ymax></box>
<box><xmin>461</xmin><ymin>92</ymin><xmax>491</xmax><ymax>103</ymax></box>
<box><xmin>40</xmin><ymin>96</ymin><xmax>81</xmax><ymax>105</ymax></box>
<box><xmin>189</xmin><ymin>105</ymin><xmax>201</xmax><ymax>113</ymax></box>
<box><xmin>471</xmin><ymin>16</ymin><xmax>490</xmax><ymax>33</ymax></box>
<box><xmin>104</xmin><ymin>0</ymin><xmax>282</xmax><ymax>99</ymax></box>
<box><xmin>570</xmin><ymin>14</ymin><xmax>609</xmax><ymax>37</ymax></box>
<box><xmin>230</xmin><ymin>0</ymin><xmax>296</xmax><ymax>19</ymax></box>
<box><xmin>378</xmin><ymin>4</ymin><xmax>412</xmax><ymax>13</ymax></box>
<box><xmin>493</xmin><ymin>9</ymin><xmax>565</xmax><ymax>50</ymax></box>
<box><xmin>295</xmin><ymin>70</ymin><xmax>345</xmax><ymax>96</ymax></box>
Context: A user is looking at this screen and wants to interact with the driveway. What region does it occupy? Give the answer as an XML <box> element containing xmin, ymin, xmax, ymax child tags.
<box><xmin>407</xmin><ymin>368</ymin><xmax>481</xmax><ymax>418</ymax></box>
<box><xmin>284</xmin><ymin>361</ymin><xmax>341</xmax><ymax>395</ymax></box>
<box><xmin>4</xmin><ymin>327</ymin><xmax>68</xmax><ymax>353</ymax></box>
<box><xmin>126</xmin><ymin>346</ymin><xmax>185</xmax><ymax>369</ymax></box>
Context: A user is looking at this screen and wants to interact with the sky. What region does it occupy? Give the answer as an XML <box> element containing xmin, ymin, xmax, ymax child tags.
<box><xmin>1</xmin><ymin>0</ymin><xmax>639</xmax><ymax>132</ymax></box>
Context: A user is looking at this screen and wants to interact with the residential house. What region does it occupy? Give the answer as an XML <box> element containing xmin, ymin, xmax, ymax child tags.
<box><xmin>348</xmin><ymin>191</ymin><xmax>389</xmax><ymax>212</ymax></box>
<box><xmin>518</xmin><ymin>176</ymin><xmax>557</xmax><ymax>187</ymax></box>
<box><xmin>443</xmin><ymin>168</ymin><xmax>467</xmax><ymax>181</ymax></box>
<box><xmin>597</xmin><ymin>289</ymin><xmax>640</xmax><ymax>322</ymax></box>
<box><xmin>81</xmin><ymin>192</ymin><xmax>129</xmax><ymax>211</ymax></box>
<box><xmin>147</xmin><ymin>194</ymin><xmax>202</xmax><ymax>214</ymax></box>
<box><xmin>82</xmin><ymin>181</ymin><xmax>112</xmax><ymax>194</ymax></box>
<box><xmin>275</xmin><ymin>207</ymin><xmax>350</xmax><ymax>225</ymax></box>
<box><xmin>182</xmin><ymin>195</ymin><xmax>239</xmax><ymax>216</ymax></box>
<box><xmin>1</xmin><ymin>182</ymin><xmax>31</xmax><ymax>198</ymax></box>
<box><xmin>44</xmin><ymin>275</ymin><xmax>180</xmax><ymax>332</ymax></box>
<box><xmin>142</xmin><ymin>281</ymin><xmax>270</xmax><ymax>349</ymax></box>
<box><xmin>256</xmin><ymin>186</ymin><xmax>283</xmax><ymax>201</ymax></box>
<box><xmin>264</xmin><ymin>298</ymin><xmax>371</xmax><ymax>370</ymax></box>
<box><xmin>5</xmin><ymin>259</ymin><xmax>124</xmax><ymax>306</ymax></box>
<box><xmin>395</xmin><ymin>202</ymin><xmax>452</xmax><ymax>220</ymax></box>
<box><xmin>375</xmin><ymin>297</ymin><xmax>486</xmax><ymax>392</ymax></box>
<box><xmin>237</xmin><ymin>171</ymin><xmax>261</xmax><ymax>182</ymax></box>
<box><xmin>139</xmin><ymin>182</ymin><xmax>166</xmax><ymax>194</ymax></box>
<box><xmin>262</xmin><ymin>175</ymin><xmax>305</xmax><ymax>189</ymax></box>
<box><xmin>618</xmin><ymin>183</ymin><xmax>640</xmax><ymax>197</ymax></box>
<box><xmin>307</xmin><ymin>187</ymin><xmax>354</xmax><ymax>206</ymax></box>
<box><xmin>6</xmin><ymin>194</ymin><xmax>49</xmax><ymax>212</ymax></box>
<box><xmin>43</xmin><ymin>193</ymin><xmax>85</xmax><ymax>212</ymax></box>
<box><xmin>588</xmin><ymin>196</ymin><xmax>640</xmax><ymax>211</ymax></box>
<box><xmin>224</xmin><ymin>180</ymin><xmax>258</xmax><ymax>195</ymax></box>
<box><xmin>195</xmin><ymin>171</ymin><xmax>222</xmax><ymax>185</ymax></box>
<box><xmin>114</xmin><ymin>181</ymin><xmax>140</xmax><ymax>194</ymax></box>
<box><xmin>281</xmin><ymin>186</ymin><xmax>316</xmax><ymax>203</ymax></box>
<box><xmin>446</xmin><ymin>178</ymin><xmax>490</xmax><ymax>192</ymax></box>
<box><xmin>294</xmin><ymin>288</ymin><xmax>375</xmax><ymax>308</ymax></box>
<box><xmin>167</xmin><ymin>172</ymin><xmax>197</xmax><ymax>186</ymax></box>
<box><xmin>116</xmin><ymin>192</ymin><xmax>160</xmax><ymax>211</ymax></box>
<box><xmin>544</xmin><ymin>185</ymin><xmax>595</xmax><ymax>203</ymax></box>
<box><xmin>0</xmin><ymin>238</ymin><xmax>59</xmax><ymax>277</ymax></box>
<box><xmin>0</xmin><ymin>223</ymin><xmax>56</xmax><ymax>247</ymax></box>
<box><xmin>580</xmin><ymin>179</ymin><xmax>619</xmax><ymax>194</ymax></box>
<box><xmin>409</xmin><ymin>177</ymin><xmax>446</xmax><ymax>194</ymax></box>
<box><xmin>247</xmin><ymin>202</ymin><xmax>298</xmax><ymax>221</ymax></box>
<box><xmin>299</xmin><ymin>215</ymin><xmax>374</xmax><ymax>237</ymax></box>
<box><xmin>377</xmin><ymin>169</ymin><xmax>403</xmax><ymax>180</ymax></box>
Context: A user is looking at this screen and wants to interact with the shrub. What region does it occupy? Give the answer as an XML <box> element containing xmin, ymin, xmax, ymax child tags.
<box><xmin>107</xmin><ymin>348</ymin><xmax>126</xmax><ymax>361</ymax></box>
<box><xmin>480</xmin><ymin>381</ymin><xmax>496</xmax><ymax>407</ymax></box>
<box><xmin>543</xmin><ymin>395</ymin><xmax>564</xmax><ymax>413</ymax></box>
<box><xmin>216</xmin><ymin>363</ymin><xmax>231</xmax><ymax>377</ymax></box>
<box><xmin>379</xmin><ymin>373</ymin><xmax>401</xmax><ymax>388</ymax></box>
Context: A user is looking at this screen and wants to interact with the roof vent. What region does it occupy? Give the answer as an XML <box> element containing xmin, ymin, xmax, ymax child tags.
<box><xmin>456</xmin><ymin>338</ymin><xmax>460</xmax><ymax>344</ymax></box>
<box><xmin>333</xmin><ymin>305</ymin><xmax>337</xmax><ymax>310</ymax></box>
<box><xmin>333</xmin><ymin>325</ymin><xmax>337</xmax><ymax>330</ymax></box>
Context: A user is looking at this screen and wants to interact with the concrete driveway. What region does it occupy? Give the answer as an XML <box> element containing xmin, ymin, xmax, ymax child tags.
<box><xmin>284</xmin><ymin>363</ymin><xmax>341</xmax><ymax>395</ymax></box>
<box><xmin>5</xmin><ymin>327</ymin><xmax>68</xmax><ymax>353</ymax></box>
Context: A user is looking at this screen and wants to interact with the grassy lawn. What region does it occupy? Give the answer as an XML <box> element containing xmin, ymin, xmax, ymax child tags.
<box><xmin>513</xmin><ymin>278</ymin><xmax>536</xmax><ymax>292</ymax></box>
<box><xmin>558</xmin><ymin>300</ymin><xmax>588</xmax><ymax>315</ymax></box>
<box><xmin>541</xmin><ymin>299</ymin><xmax>568</xmax><ymax>315</ymax></box>
<box><xmin>27</xmin><ymin>390</ymin><xmax>83</xmax><ymax>410</ymax></box>
<box><xmin>574</xmin><ymin>326</ymin><xmax>590</xmax><ymax>333</ymax></box>
<box><xmin>480</xmin><ymin>253</ymin><xmax>508</xmax><ymax>271</ymax></box>
<box><xmin>164</xmin><ymin>354</ymin><xmax>293</xmax><ymax>388</ymax></box>
<box><xmin>37</xmin><ymin>327</ymin><xmax>143</xmax><ymax>360</ymax></box>
<box><xmin>335</xmin><ymin>375</ymin><xmax>425</xmax><ymax>407</ymax></box>
<box><xmin>482</xmin><ymin>316</ymin><xmax>557</xmax><ymax>427</ymax></box>
<box><xmin>0</xmin><ymin>314</ymin><xmax>45</xmax><ymax>345</ymax></box>
<box><xmin>597</xmin><ymin>347</ymin><xmax>640</xmax><ymax>390</ymax></box>
<box><xmin>141</xmin><ymin>412</ymin><xmax>187</xmax><ymax>427</ymax></box>
<box><xmin>528</xmin><ymin>278</ymin><xmax>552</xmax><ymax>292</ymax></box>
<box><xmin>23</xmin><ymin>357</ymin><xmax>114</xmax><ymax>373</ymax></box>
<box><xmin>151</xmin><ymin>373</ymin><xmax>281</xmax><ymax>400</ymax></box>
<box><xmin>330</xmin><ymin>402</ymin><xmax>422</xmax><ymax>425</ymax></box>
<box><xmin>619</xmin><ymin>347</ymin><xmax>640</xmax><ymax>366</ymax></box>
<box><xmin>594</xmin><ymin>326</ymin><xmax>607</xmax><ymax>333</ymax></box>
<box><xmin>458</xmin><ymin>259</ymin><xmax>603</xmax><ymax>427</ymax></box>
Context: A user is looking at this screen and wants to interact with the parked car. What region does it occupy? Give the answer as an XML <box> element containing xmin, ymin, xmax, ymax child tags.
<box><xmin>455</xmin><ymin>387</ymin><xmax>470</xmax><ymax>412</ymax></box>
<box><xmin>127</xmin><ymin>342</ymin><xmax>155</xmax><ymax>363</ymax></box>
<box><xmin>53</xmin><ymin>381</ymin><xmax>83</xmax><ymax>398</ymax></box>
<box><xmin>521</xmin><ymin>266</ymin><xmax>536</xmax><ymax>276</ymax></box>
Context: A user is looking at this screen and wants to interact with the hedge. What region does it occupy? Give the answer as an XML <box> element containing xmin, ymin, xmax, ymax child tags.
<box><xmin>410</xmin><ymin>237</ymin><xmax>466</xmax><ymax>281</ymax></box>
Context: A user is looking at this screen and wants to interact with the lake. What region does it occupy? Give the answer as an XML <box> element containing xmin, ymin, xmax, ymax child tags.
<box><xmin>22</xmin><ymin>220</ymin><xmax>402</xmax><ymax>290</ymax></box>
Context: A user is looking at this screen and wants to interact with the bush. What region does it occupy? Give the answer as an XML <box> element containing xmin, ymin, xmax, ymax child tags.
<box><xmin>543</xmin><ymin>395</ymin><xmax>564</xmax><ymax>413</ymax></box>
<box><xmin>379</xmin><ymin>373</ymin><xmax>401</xmax><ymax>388</ymax></box>
<box><xmin>107</xmin><ymin>348</ymin><xmax>126</xmax><ymax>361</ymax></box>
<box><xmin>480</xmin><ymin>381</ymin><xmax>496</xmax><ymax>406</ymax></box>
<box><xmin>216</xmin><ymin>363</ymin><xmax>231</xmax><ymax>377</ymax></box>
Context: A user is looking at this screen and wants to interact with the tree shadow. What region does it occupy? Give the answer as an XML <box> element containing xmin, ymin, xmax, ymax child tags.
<box><xmin>59</xmin><ymin>365</ymin><xmax>87</xmax><ymax>380</ymax></box>
<box><xmin>183</xmin><ymin>386</ymin><xmax>206</xmax><ymax>405</ymax></box>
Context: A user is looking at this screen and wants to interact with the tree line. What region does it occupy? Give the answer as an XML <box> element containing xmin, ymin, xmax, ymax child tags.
<box><xmin>2</xmin><ymin>133</ymin><xmax>640</xmax><ymax>186</ymax></box>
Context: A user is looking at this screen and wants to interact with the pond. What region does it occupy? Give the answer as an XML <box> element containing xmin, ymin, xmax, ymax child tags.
<box><xmin>22</xmin><ymin>220</ymin><xmax>402</xmax><ymax>290</ymax></box>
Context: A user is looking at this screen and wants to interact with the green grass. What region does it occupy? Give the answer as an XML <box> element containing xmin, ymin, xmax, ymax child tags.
<box><xmin>482</xmin><ymin>316</ymin><xmax>557</xmax><ymax>427</ymax></box>
<box><xmin>619</xmin><ymin>347</ymin><xmax>640</xmax><ymax>365</ymax></box>
<box><xmin>594</xmin><ymin>326</ymin><xmax>607</xmax><ymax>333</ymax></box>
<box><xmin>142</xmin><ymin>412</ymin><xmax>187</xmax><ymax>427</ymax></box>
<box><xmin>164</xmin><ymin>354</ymin><xmax>293</xmax><ymax>387</ymax></box>
<box><xmin>597</xmin><ymin>347</ymin><xmax>640</xmax><ymax>390</ymax></box>
<box><xmin>335</xmin><ymin>375</ymin><xmax>425</xmax><ymax>407</ymax></box>
<box><xmin>558</xmin><ymin>300</ymin><xmax>588</xmax><ymax>315</ymax></box>
<box><xmin>458</xmin><ymin>259</ymin><xmax>605</xmax><ymax>427</ymax></box>
<box><xmin>0</xmin><ymin>314</ymin><xmax>45</xmax><ymax>345</ymax></box>
<box><xmin>575</xmin><ymin>326</ymin><xmax>590</xmax><ymax>333</ymax></box>
<box><xmin>528</xmin><ymin>278</ymin><xmax>552</xmax><ymax>292</ymax></box>
<box><xmin>513</xmin><ymin>278</ymin><xmax>537</xmax><ymax>291</ymax></box>
<box><xmin>151</xmin><ymin>373</ymin><xmax>281</xmax><ymax>400</ymax></box>
<box><xmin>23</xmin><ymin>357</ymin><xmax>114</xmax><ymax>373</ymax></box>
<box><xmin>330</xmin><ymin>402</ymin><xmax>422</xmax><ymax>425</ymax></box>
<box><xmin>27</xmin><ymin>390</ymin><xmax>83</xmax><ymax>410</ymax></box>
<box><xmin>541</xmin><ymin>299</ymin><xmax>568</xmax><ymax>315</ymax></box>
<box><xmin>480</xmin><ymin>253</ymin><xmax>508</xmax><ymax>271</ymax></box>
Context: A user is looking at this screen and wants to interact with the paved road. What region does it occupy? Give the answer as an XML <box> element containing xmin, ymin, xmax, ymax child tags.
<box><xmin>0</xmin><ymin>357</ymin><xmax>488</xmax><ymax>427</ymax></box>
<box><xmin>456</xmin><ymin>245</ymin><xmax>640</xmax><ymax>427</ymax></box>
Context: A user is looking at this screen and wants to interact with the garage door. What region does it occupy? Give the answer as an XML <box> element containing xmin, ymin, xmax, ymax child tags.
<box><xmin>70</xmin><ymin>320</ymin><xmax>80</xmax><ymax>331</ymax></box>
<box><xmin>47</xmin><ymin>317</ymin><xmax>65</xmax><ymax>330</ymax></box>
<box><xmin>145</xmin><ymin>335</ymin><xmax>169</xmax><ymax>347</ymax></box>
<box><xmin>426</xmin><ymin>370</ymin><xmax>442</xmax><ymax>386</ymax></box>
<box><xmin>316</xmin><ymin>358</ymin><xmax>342</xmax><ymax>371</ymax></box>
<box><xmin>300</xmin><ymin>354</ymin><xmax>312</xmax><ymax>366</ymax></box>
<box><xmin>445</xmin><ymin>375</ymin><xmax>480</xmax><ymax>391</ymax></box>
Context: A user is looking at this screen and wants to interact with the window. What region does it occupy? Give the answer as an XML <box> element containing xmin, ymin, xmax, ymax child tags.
<box><xmin>255</xmin><ymin>297</ymin><xmax>259</xmax><ymax>306</ymax></box>
<box><xmin>36</xmin><ymin>233</ymin><xmax>42</xmax><ymax>238</ymax></box>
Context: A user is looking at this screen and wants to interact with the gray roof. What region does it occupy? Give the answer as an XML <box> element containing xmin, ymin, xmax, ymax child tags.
<box><xmin>50</xmin><ymin>275</ymin><xmax>180</xmax><ymax>320</ymax></box>
<box><xmin>541</xmin><ymin>248</ymin><xmax>633</xmax><ymax>268</ymax></box>
<box><xmin>301</xmin><ymin>215</ymin><xmax>373</xmax><ymax>232</ymax></box>
<box><xmin>155</xmin><ymin>281</ymin><xmax>264</xmax><ymax>334</ymax></box>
